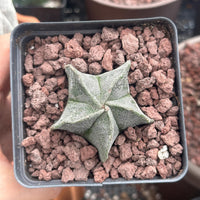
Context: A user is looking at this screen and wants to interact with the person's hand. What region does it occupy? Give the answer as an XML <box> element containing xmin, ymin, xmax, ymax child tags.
<box><xmin>0</xmin><ymin>33</ymin><xmax>61</xmax><ymax>200</ymax></box>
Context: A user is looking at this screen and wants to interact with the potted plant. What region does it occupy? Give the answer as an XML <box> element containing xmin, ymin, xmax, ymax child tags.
<box><xmin>84</xmin><ymin>0</ymin><xmax>181</xmax><ymax>20</ymax></box>
<box><xmin>13</xmin><ymin>0</ymin><xmax>67</xmax><ymax>22</ymax></box>
<box><xmin>179</xmin><ymin>35</ymin><xmax>200</xmax><ymax>190</ymax></box>
<box><xmin>10</xmin><ymin>17</ymin><xmax>187</xmax><ymax>187</ymax></box>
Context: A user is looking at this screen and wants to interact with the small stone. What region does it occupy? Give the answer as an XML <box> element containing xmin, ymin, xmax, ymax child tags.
<box><xmin>30</xmin><ymin>149</ymin><xmax>42</xmax><ymax>164</ymax></box>
<box><xmin>119</xmin><ymin>143</ymin><xmax>132</xmax><ymax>161</ymax></box>
<box><xmin>21</xmin><ymin>136</ymin><xmax>36</xmax><ymax>147</ymax></box>
<box><xmin>157</xmin><ymin>161</ymin><xmax>168</xmax><ymax>179</ymax></box>
<box><xmin>88</xmin><ymin>45</ymin><xmax>105</xmax><ymax>62</ymax></box>
<box><xmin>40</xmin><ymin>62</ymin><xmax>55</xmax><ymax>75</ymax></box>
<box><xmin>122</xmin><ymin>34</ymin><xmax>139</xmax><ymax>54</ymax></box>
<box><xmin>39</xmin><ymin>169</ymin><xmax>51</xmax><ymax>181</ymax></box>
<box><xmin>118</xmin><ymin>162</ymin><xmax>137</xmax><ymax>180</ymax></box>
<box><xmin>74</xmin><ymin>166</ymin><xmax>89</xmax><ymax>181</ymax></box>
<box><xmin>142</xmin><ymin>106</ymin><xmax>162</xmax><ymax>121</ymax></box>
<box><xmin>63</xmin><ymin>142</ymin><xmax>80</xmax><ymax>162</ymax></box>
<box><xmin>101</xmin><ymin>27</ymin><xmax>119</xmax><ymax>42</ymax></box>
<box><xmin>115</xmin><ymin>134</ymin><xmax>126</xmax><ymax>145</ymax></box>
<box><xmin>44</xmin><ymin>43</ymin><xmax>62</xmax><ymax>60</ymax></box>
<box><xmin>22</xmin><ymin>73</ymin><xmax>34</xmax><ymax>87</ymax></box>
<box><xmin>89</xmin><ymin>62</ymin><xmax>102</xmax><ymax>75</ymax></box>
<box><xmin>169</xmin><ymin>144</ymin><xmax>183</xmax><ymax>156</ymax></box>
<box><xmin>155</xmin><ymin>98</ymin><xmax>172</xmax><ymax>113</ymax></box>
<box><xmin>102</xmin><ymin>49</ymin><xmax>113</xmax><ymax>71</ymax></box>
<box><xmin>35</xmin><ymin>129</ymin><xmax>51</xmax><ymax>149</ymax></box>
<box><xmin>71</xmin><ymin>58</ymin><xmax>88</xmax><ymax>73</ymax></box>
<box><xmin>146</xmin><ymin>148</ymin><xmax>159</xmax><ymax>160</ymax></box>
<box><xmin>158</xmin><ymin>145</ymin><xmax>169</xmax><ymax>160</ymax></box>
<box><xmin>64</xmin><ymin>39</ymin><xmax>84</xmax><ymax>58</ymax></box>
<box><xmin>93</xmin><ymin>168</ymin><xmax>109</xmax><ymax>183</ymax></box>
<box><xmin>110</xmin><ymin>167</ymin><xmax>119</xmax><ymax>179</ymax></box>
<box><xmin>80</xmin><ymin>145</ymin><xmax>97</xmax><ymax>161</ymax></box>
<box><xmin>141</xmin><ymin>166</ymin><xmax>157</xmax><ymax>179</ymax></box>
<box><xmin>61</xmin><ymin>167</ymin><xmax>75</xmax><ymax>183</ymax></box>
<box><xmin>161</xmin><ymin>130</ymin><xmax>180</xmax><ymax>146</ymax></box>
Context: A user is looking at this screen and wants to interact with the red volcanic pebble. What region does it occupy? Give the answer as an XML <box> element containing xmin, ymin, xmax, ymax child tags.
<box><xmin>64</xmin><ymin>39</ymin><xmax>84</xmax><ymax>58</ymax></box>
<box><xmin>63</xmin><ymin>142</ymin><xmax>80</xmax><ymax>162</ymax></box>
<box><xmin>161</xmin><ymin>130</ymin><xmax>180</xmax><ymax>146</ymax></box>
<box><xmin>128</xmin><ymin>69</ymin><xmax>143</xmax><ymax>84</ymax></box>
<box><xmin>74</xmin><ymin>166</ymin><xmax>89</xmax><ymax>181</ymax></box>
<box><xmin>22</xmin><ymin>73</ymin><xmax>34</xmax><ymax>87</ymax></box>
<box><xmin>142</xmin><ymin>106</ymin><xmax>162</xmax><ymax>121</ymax></box>
<box><xmin>88</xmin><ymin>62</ymin><xmax>103</xmax><ymax>75</ymax></box>
<box><xmin>157</xmin><ymin>161</ymin><xmax>168</xmax><ymax>179</ymax></box>
<box><xmin>137</xmin><ymin>90</ymin><xmax>153</xmax><ymax>106</ymax></box>
<box><xmin>40</xmin><ymin>62</ymin><xmax>54</xmax><ymax>75</ymax></box>
<box><xmin>101</xmin><ymin>27</ymin><xmax>119</xmax><ymax>42</ymax></box>
<box><xmin>21</xmin><ymin>136</ymin><xmax>36</xmax><ymax>147</ymax></box>
<box><xmin>71</xmin><ymin>58</ymin><xmax>88</xmax><ymax>73</ymax></box>
<box><xmin>44</xmin><ymin>43</ymin><xmax>62</xmax><ymax>60</ymax></box>
<box><xmin>33</xmin><ymin>115</ymin><xmax>50</xmax><ymax>130</ymax></box>
<box><xmin>110</xmin><ymin>167</ymin><xmax>119</xmax><ymax>179</ymax></box>
<box><xmin>155</xmin><ymin>98</ymin><xmax>172</xmax><ymax>113</ymax></box>
<box><xmin>115</xmin><ymin>134</ymin><xmax>126</xmax><ymax>145</ymax></box>
<box><xmin>88</xmin><ymin>45</ymin><xmax>105</xmax><ymax>62</ymax></box>
<box><xmin>102</xmin><ymin>49</ymin><xmax>113</xmax><ymax>71</ymax></box>
<box><xmin>93</xmin><ymin>167</ymin><xmax>109</xmax><ymax>183</ymax></box>
<box><xmin>30</xmin><ymin>149</ymin><xmax>42</xmax><ymax>165</ymax></box>
<box><xmin>119</xmin><ymin>143</ymin><xmax>132</xmax><ymax>161</ymax></box>
<box><xmin>122</xmin><ymin>34</ymin><xmax>139</xmax><ymax>54</ymax></box>
<box><xmin>118</xmin><ymin>162</ymin><xmax>137</xmax><ymax>180</ymax></box>
<box><xmin>141</xmin><ymin>166</ymin><xmax>157</xmax><ymax>179</ymax></box>
<box><xmin>21</xmin><ymin>25</ymin><xmax>182</xmax><ymax>183</ymax></box>
<box><xmin>24</xmin><ymin>54</ymin><xmax>34</xmax><ymax>72</ymax></box>
<box><xmin>80</xmin><ymin>145</ymin><xmax>97</xmax><ymax>161</ymax></box>
<box><xmin>35</xmin><ymin>129</ymin><xmax>51</xmax><ymax>150</ymax></box>
<box><xmin>61</xmin><ymin>167</ymin><xmax>75</xmax><ymax>183</ymax></box>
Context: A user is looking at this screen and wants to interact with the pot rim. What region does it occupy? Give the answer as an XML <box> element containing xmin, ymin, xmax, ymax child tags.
<box><xmin>89</xmin><ymin>0</ymin><xmax>179</xmax><ymax>10</ymax></box>
<box><xmin>10</xmin><ymin>17</ymin><xmax>188</xmax><ymax>188</ymax></box>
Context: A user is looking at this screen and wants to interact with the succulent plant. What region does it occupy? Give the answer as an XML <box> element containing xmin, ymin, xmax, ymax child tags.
<box><xmin>51</xmin><ymin>60</ymin><xmax>153</xmax><ymax>162</ymax></box>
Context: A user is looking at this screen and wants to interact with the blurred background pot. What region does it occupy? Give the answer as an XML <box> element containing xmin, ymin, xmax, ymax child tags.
<box><xmin>13</xmin><ymin>0</ymin><xmax>67</xmax><ymax>22</ymax></box>
<box><xmin>85</xmin><ymin>0</ymin><xmax>181</xmax><ymax>20</ymax></box>
<box><xmin>179</xmin><ymin>35</ymin><xmax>200</xmax><ymax>190</ymax></box>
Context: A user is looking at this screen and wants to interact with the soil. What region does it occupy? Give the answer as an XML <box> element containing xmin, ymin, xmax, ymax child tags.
<box><xmin>180</xmin><ymin>42</ymin><xmax>200</xmax><ymax>167</ymax></box>
<box><xmin>21</xmin><ymin>25</ymin><xmax>183</xmax><ymax>183</ymax></box>
<box><xmin>102</xmin><ymin>0</ymin><xmax>167</xmax><ymax>6</ymax></box>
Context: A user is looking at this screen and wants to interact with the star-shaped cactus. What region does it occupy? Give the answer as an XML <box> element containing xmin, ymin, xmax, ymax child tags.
<box><xmin>51</xmin><ymin>60</ymin><xmax>153</xmax><ymax>162</ymax></box>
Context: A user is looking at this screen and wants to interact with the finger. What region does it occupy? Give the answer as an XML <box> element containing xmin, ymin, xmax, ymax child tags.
<box><xmin>0</xmin><ymin>33</ymin><xmax>10</xmax><ymax>98</ymax></box>
<box><xmin>0</xmin><ymin>94</ymin><xmax>12</xmax><ymax>161</ymax></box>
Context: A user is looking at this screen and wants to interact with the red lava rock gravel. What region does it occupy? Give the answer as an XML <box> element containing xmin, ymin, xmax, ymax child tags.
<box><xmin>180</xmin><ymin>42</ymin><xmax>200</xmax><ymax>167</ymax></box>
<box><xmin>21</xmin><ymin>25</ymin><xmax>183</xmax><ymax>183</ymax></box>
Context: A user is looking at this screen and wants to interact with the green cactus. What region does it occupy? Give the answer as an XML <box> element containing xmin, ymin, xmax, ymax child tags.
<box><xmin>51</xmin><ymin>60</ymin><xmax>153</xmax><ymax>162</ymax></box>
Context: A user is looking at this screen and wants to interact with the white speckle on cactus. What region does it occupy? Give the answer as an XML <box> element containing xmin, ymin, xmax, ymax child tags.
<box><xmin>51</xmin><ymin>60</ymin><xmax>153</xmax><ymax>162</ymax></box>
<box><xmin>158</xmin><ymin>145</ymin><xmax>169</xmax><ymax>160</ymax></box>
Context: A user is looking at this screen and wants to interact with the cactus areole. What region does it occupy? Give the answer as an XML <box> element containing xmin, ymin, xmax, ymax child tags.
<box><xmin>51</xmin><ymin>60</ymin><xmax>153</xmax><ymax>162</ymax></box>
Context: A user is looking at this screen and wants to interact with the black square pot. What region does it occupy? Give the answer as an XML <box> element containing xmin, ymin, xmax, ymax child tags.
<box><xmin>10</xmin><ymin>17</ymin><xmax>188</xmax><ymax>188</ymax></box>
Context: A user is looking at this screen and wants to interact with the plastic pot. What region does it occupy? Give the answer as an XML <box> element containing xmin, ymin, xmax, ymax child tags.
<box><xmin>14</xmin><ymin>0</ymin><xmax>67</xmax><ymax>22</ymax></box>
<box><xmin>85</xmin><ymin>0</ymin><xmax>181</xmax><ymax>20</ymax></box>
<box><xmin>179</xmin><ymin>35</ymin><xmax>200</xmax><ymax>190</ymax></box>
<box><xmin>10</xmin><ymin>17</ymin><xmax>188</xmax><ymax>188</ymax></box>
